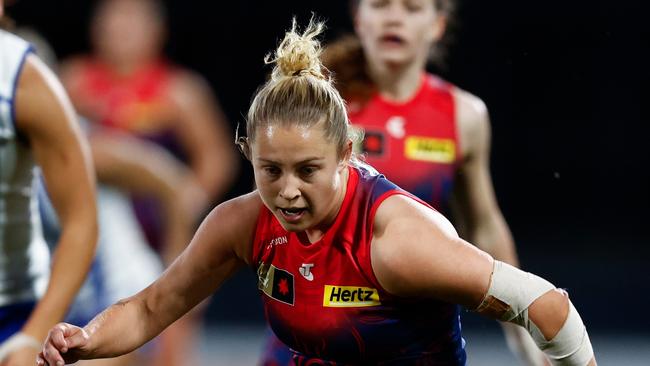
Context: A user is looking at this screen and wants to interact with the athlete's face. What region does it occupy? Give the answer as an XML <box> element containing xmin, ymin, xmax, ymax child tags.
<box><xmin>92</xmin><ymin>0</ymin><xmax>164</xmax><ymax>66</ymax></box>
<box><xmin>355</xmin><ymin>0</ymin><xmax>445</xmax><ymax>68</ymax></box>
<box><xmin>252</xmin><ymin>123</ymin><xmax>350</xmax><ymax>234</ymax></box>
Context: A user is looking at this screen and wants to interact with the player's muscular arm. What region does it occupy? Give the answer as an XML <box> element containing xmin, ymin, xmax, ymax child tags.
<box><xmin>451</xmin><ymin>88</ymin><xmax>518</xmax><ymax>266</ymax></box>
<box><xmin>40</xmin><ymin>193</ymin><xmax>261</xmax><ymax>364</ymax></box>
<box><xmin>371</xmin><ymin>194</ymin><xmax>490</xmax><ymax>305</ymax></box>
<box><xmin>371</xmin><ymin>195</ymin><xmax>596</xmax><ymax>366</ymax></box>
<box><xmin>15</xmin><ymin>55</ymin><xmax>98</xmax><ymax>342</ymax></box>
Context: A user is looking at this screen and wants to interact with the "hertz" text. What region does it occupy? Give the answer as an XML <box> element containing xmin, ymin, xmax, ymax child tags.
<box><xmin>323</xmin><ymin>285</ymin><xmax>381</xmax><ymax>307</ymax></box>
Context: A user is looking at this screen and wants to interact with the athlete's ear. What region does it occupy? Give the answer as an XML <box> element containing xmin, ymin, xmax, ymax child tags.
<box><xmin>339</xmin><ymin>140</ymin><xmax>353</xmax><ymax>168</ymax></box>
<box><xmin>237</xmin><ymin>138</ymin><xmax>251</xmax><ymax>161</ymax></box>
<box><xmin>235</xmin><ymin>123</ymin><xmax>251</xmax><ymax>161</ymax></box>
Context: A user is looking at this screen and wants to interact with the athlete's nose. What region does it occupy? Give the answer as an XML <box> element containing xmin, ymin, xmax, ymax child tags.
<box><xmin>279</xmin><ymin>174</ymin><xmax>301</xmax><ymax>201</ymax></box>
<box><xmin>384</xmin><ymin>2</ymin><xmax>407</xmax><ymax>26</ymax></box>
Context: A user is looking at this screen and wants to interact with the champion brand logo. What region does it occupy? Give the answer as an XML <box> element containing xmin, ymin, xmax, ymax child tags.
<box><xmin>266</xmin><ymin>236</ymin><xmax>288</xmax><ymax>250</ymax></box>
<box><xmin>299</xmin><ymin>263</ymin><xmax>314</xmax><ymax>281</ymax></box>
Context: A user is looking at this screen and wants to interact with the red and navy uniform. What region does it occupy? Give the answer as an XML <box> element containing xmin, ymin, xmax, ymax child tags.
<box><xmin>348</xmin><ymin>73</ymin><xmax>459</xmax><ymax>215</ymax></box>
<box><xmin>251</xmin><ymin>166</ymin><xmax>466</xmax><ymax>365</ymax></box>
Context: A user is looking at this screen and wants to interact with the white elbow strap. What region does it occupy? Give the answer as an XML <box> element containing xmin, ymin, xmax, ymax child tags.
<box><xmin>477</xmin><ymin>261</ymin><xmax>594</xmax><ymax>365</ymax></box>
<box><xmin>477</xmin><ymin>260</ymin><xmax>555</xmax><ymax>322</ymax></box>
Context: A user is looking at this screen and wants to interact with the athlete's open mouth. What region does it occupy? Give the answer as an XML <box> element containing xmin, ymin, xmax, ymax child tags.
<box><xmin>279</xmin><ymin>207</ymin><xmax>307</xmax><ymax>217</ymax></box>
<box><xmin>380</xmin><ymin>34</ymin><xmax>405</xmax><ymax>45</ymax></box>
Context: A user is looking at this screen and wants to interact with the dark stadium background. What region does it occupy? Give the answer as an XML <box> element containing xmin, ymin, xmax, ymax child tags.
<box><xmin>7</xmin><ymin>0</ymin><xmax>649</xmax><ymax>338</ymax></box>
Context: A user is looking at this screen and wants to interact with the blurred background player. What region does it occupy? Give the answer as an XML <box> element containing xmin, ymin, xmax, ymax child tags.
<box><xmin>58</xmin><ymin>0</ymin><xmax>239</xmax><ymax>364</ymax></box>
<box><xmin>60</xmin><ymin>0</ymin><xmax>238</xmax><ymax>255</ymax></box>
<box><xmin>323</xmin><ymin>0</ymin><xmax>543</xmax><ymax>364</ymax></box>
<box><xmin>40</xmin><ymin>132</ymin><xmax>202</xmax><ymax>366</ymax></box>
<box><xmin>0</xmin><ymin>1</ymin><xmax>98</xmax><ymax>364</ymax></box>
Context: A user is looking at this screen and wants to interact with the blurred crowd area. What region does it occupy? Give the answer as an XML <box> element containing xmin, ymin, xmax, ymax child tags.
<box><xmin>3</xmin><ymin>0</ymin><xmax>649</xmax><ymax>364</ymax></box>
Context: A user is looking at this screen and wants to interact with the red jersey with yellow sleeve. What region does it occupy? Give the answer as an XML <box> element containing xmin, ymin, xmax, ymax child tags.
<box><xmin>348</xmin><ymin>73</ymin><xmax>459</xmax><ymax>215</ymax></box>
<box><xmin>250</xmin><ymin>165</ymin><xmax>466</xmax><ymax>365</ymax></box>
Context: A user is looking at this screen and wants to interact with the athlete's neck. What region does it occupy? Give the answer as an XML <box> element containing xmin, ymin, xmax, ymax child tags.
<box><xmin>303</xmin><ymin>166</ymin><xmax>350</xmax><ymax>243</ymax></box>
<box><xmin>368</xmin><ymin>59</ymin><xmax>425</xmax><ymax>103</ymax></box>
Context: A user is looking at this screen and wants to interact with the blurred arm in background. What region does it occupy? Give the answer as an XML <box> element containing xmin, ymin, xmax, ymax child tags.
<box><xmin>7</xmin><ymin>52</ymin><xmax>98</xmax><ymax>366</ymax></box>
<box><xmin>451</xmin><ymin>88</ymin><xmax>548</xmax><ymax>366</ymax></box>
<box><xmin>90</xmin><ymin>132</ymin><xmax>201</xmax><ymax>262</ymax></box>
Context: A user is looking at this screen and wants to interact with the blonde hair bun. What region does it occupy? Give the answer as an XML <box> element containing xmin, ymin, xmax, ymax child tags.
<box><xmin>265</xmin><ymin>17</ymin><xmax>327</xmax><ymax>81</ymax></box>
<box><xmin>247</xmin><ymin>16</ymin><xmax>349</xmax><ymax>159</ymax></box>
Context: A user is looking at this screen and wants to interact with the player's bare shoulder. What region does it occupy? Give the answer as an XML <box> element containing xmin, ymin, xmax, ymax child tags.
<box><xmin>204</xmin><ymin>191</ymin><xmax>264</xmax><ymax>264</ymax></box>
<box><xmin>14</xmin><ymin>54</ymin><xmax>78</xmax><ymax>133</ymax></box>
<box><xmin>216</xmin><ymin>191</ymin><xmax>263</xmax><ymax>222</ymax></box>
<box><xmin>13</xmin><ymin>55</ymin><xmax>47</xmax><ymax>119</ymax></box>
<box><xmin>373</xmin><ymin>194</ymin><xmax>458</xmax><ymax>244</ymax></box>
<box><xmin>371</xmin><ymin>194</ymin><xmax>460</xmax><ymax>296</ymax></box>
<box><xmin>452</xmin><ymin>87</ymin><xmax>490</xmax><ymax>160</ymax></box>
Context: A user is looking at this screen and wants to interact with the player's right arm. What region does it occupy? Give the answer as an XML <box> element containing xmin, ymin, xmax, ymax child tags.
<box><xmin>38</xmin><ymin>192</ymin><xmax>262</xmax><ymax>365</ymax></box>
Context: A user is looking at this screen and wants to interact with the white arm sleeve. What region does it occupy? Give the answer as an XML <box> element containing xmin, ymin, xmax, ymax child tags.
<box><xmin>476</xmin><ymin>261</ymin><xmax>594</xmax><ymax>366</ymax></box>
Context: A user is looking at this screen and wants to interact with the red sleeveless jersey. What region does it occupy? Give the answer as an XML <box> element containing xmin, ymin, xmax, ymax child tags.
<box><xmin>250</xmin><ymin>166</ymin><xmax>466</xmax><ymax>365</ymax></box>
<box><xmin>348</xmin><ymin>73</ymin><xmax>459</xmax><ymax>214</ymax></box>
<box><xmin>71</xmin><ymin>58</ymin><xmax>176</xmax><ymax>134</ymax></box>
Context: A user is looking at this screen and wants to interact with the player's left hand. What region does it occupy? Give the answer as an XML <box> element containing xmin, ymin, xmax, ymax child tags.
<box><xmin>0</xmin><ymin>346</ymin><xmax>40</xmax><ymax>366</ymax></box>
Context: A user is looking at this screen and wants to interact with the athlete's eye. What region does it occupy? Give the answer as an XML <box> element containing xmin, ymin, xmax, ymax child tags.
<box><xmin>369</xmin><ymin>0</ymin><xmax>389</xmax><ymax>9</ymax></box>
<box><xmin>406</xmin><ymin>4</ymin><xmax>423</xmax><ymax>12</ymax></box>
<box><xmin>263</xmin><ymin>166</ymin><xmax>281</xmax><ymax>177</ymax></box>
<box><xmin>405</xmin><ymin>0</ymin><xmax>426</xmax><ymax>12</ymax></box>
<box><xmin>300</xmin><ymin>166</ymin><xmax>318</xmax><ymax>177</ymax></box>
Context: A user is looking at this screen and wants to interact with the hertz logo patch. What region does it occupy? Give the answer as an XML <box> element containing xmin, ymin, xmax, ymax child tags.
<box><xmin>323</xmin><ymin>285</ymin><xmax>381</xmax><ymax>307</ymax></box>
<box><xmin>404</xmin><ymin>136</ymin><xmax>455</xmax><ymax>163</ymax></box>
